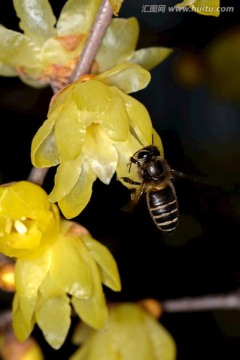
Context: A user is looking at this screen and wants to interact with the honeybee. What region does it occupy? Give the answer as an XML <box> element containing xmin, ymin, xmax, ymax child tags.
<box><xmin>121</xmin><ymin>145</ymin><xmax>192</xmax><ymax>235</ymax></box>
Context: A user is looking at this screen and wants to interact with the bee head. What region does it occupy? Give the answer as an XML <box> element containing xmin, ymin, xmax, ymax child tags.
<box><xmin>130</xmin><ymin>145</ymin><xmax>160</xmax><ymax>167</ymax></box>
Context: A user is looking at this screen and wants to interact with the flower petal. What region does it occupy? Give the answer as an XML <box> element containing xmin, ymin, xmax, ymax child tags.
<box><xmin>57</xmin><ymin>163</ymin><xmax>96</xmax><ymax>219</ymax></box>
<box><xmin>13</xmin><ymin>0</ymin><xmax>57</xmax><ymax>45</ymax></box>
<box><xmin>12</xmin><ymin>293</ymin><xmax>36</xmax><ymax>341</ymax></box>
<box><xmin>48</xmin><ymin>155</ymin><xmax>84</xmax><ymax>202</ymax></box>
<box><xmin>54</xmin><ymin>100</ymin><xmax>86</xmax><ymax>161</ymax></box>
<box><xmin>96</xmin><ymin>18</ymin><xmax>139</xmax><ymax>72</ymax></box>
<box><xmin>15</xmin><ymin>248</ymin><xmax>52</xmax><ymax>297</ymax></box>
<box><xmin>49</xmin><ymin>231</ymin><xmax>92</xmax><ymax>299</ymax></box>
<box><xmin>97</xmin><ymin>62</ymin><xmax>151</xmax><ymax>94</ymax></box>
<box><xmin>115</xmin><ymin>134</ymin><xmax>144</xmax><ymax>184</ymax></box>
<box><xmin>57</xmin><ymin>0</ymin><xmax>102</xmax><ymax>35</ymax></box>
<box><xmin>83</xmin><ymin>124</ymin><xmax>118</xmax><ymax>183</ymax></box>
<box><xmin>0</xmin><ymin>26</ymin><xmax>37</xmax><ymax>67</ymax></box>
<box><xmin>100</xmin><ymin>90</ymin><xmax>129</xmax><ymax>142</ymax></box>
<box><xmin>36</xmin><ymin>294</ymin><xmax>71</xmax><ymax>349</ymax></box>
<box><xmin>71</xmin><ymin>249</ymin><xmax>108</xmax><ymax>330</ymax></box>
<box><xmin>114</xmin><ymin>88</ymin><xmax>153</xmax><ymax>145</ymax></box>
<box><xmin>82</xmin><ymin>235</ymin><xmax>121</xmax><ymax>291</ymax></box>
<box><xmin>109</xmin><ymin>0</ymin><xmax>124</xmax><ymax>15</ymax></box>
<box><xmin>0</xmin><ymin>63</ymin><xmax>17</xmax><ymax>76</ymax></box>
<box><xmin>175</xmin><ymin>0</ymin><xmax>220</xmax><ymax>16</ymax></box>
<box><xmin>189</xmin><ymin>0</ymin><xmax>220</xmax><ymax>16</ymax></box>
<box><xmin>130</xmin><ymin>47</ymin><xmax>173</xmax><ymax>71</ymax></box>
<box><xmin>31</xmin><ymin>117</ymin><xmax>59</xmax><ymax>167</ymax></box>
<box><xmin>144</xmin><ymin>312</ymin><xmax>177</xmax><ymax>360</ymax></box>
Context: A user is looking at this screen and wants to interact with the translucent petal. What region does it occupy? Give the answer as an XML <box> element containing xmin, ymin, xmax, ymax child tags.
<box><xmin>109</xmin><ymin>304</ymin><xmax>154</xmax><ymax>360</ymax></box>
<box><xmin>13</xmin><ymin>0</ymin><xmax>57</xmax><ymax>45</ymax></box>
<box><xmin>0</xmin><ymin>181</ymin><xmax>51</xmax><ymax>225</ymax></box>
<box><xmin>96</xmin><ymin>17</ymin><xmax>139</xmax><ymax>72</ymax></box>
<box><xmin>54</xmin><ymin>100</ymin><xmax>86</xmax><ymax>161</ymax></box>
<box><xmin>97</xmin><ymin>62</ymin><xmax>151</xmax><ymax>94</ymax></box>
<box><xmin>49</xmin><ymin>233</ymin><xmax>92</xmax><ymax>299</ymax></box>
<box><xmin>115</xmin><ymin>134</ymin><xmax>144</xmax><ymax>185</ymax></box>
<box><xmin>130</xmin><ymin>47</ymin><xmax>173</xmax><ymax>71</ymax></box>
<box><xmin>83</xmin><ymin>124</ymin><xmax>118</xmax><ymax>183</ymax></box>
<box><xmin>99</xmin><ymin>90</ymin><xmax>129</xmax><ymax>142</ymax></box>
<box><xmin>71</xmin><ymin>322</ymin><xmax>93</xmax><ymax>345</ymax></box>
<box><xmin>0</xmin><ymin>229</ymin><xmax>42</xmax><ymax>258</ymax></box>
<box><xmin>176</xmin><ymin>0</ymin><xmax>220</xmax><ymax>16</ymax></box>
<box><xmin>57</xmin><ymin>162</ymin><xmax>97</xmax><ymax>219</ymax></box>
<box><xmin>189</xmin><ymin>0</ymin><xmax>220</xmax><ymax>16</ymax></box>
<box><xmin>19</xmin><ymin>75</ymin><xmax>48</xmax><ymax>88</ymax></box>
<box><xmin>109</xmin><ymin>0</ymin><xmax>125</xmax><ymax>15</ymax></box>
<box><xmin>36</xmin><ymin>294</ymin><xmax>71</xmax><ymax>349</ymax></box>
<box><xmin>114</xmin><ymin>88</ymin><xmax>153</xmax><ymax>145</ymax></box>
<box><xmin>57</xmin><ymin>0</ymin><xmax>102</xmax><ymax>35</ymax></box>
<box><xmin>0</xmin><ymin>63</ymin><xmax>17</xmax><ymax>76</ymax></box>
<box><xmin>73</xmin><ymin>80</ymin><xmax>114</xmax><ymax>121</ymax></box>
<box><xmin>82</xmin><ymin>235</ymin><xmax>121</xmax><ymax>291</ymax></box>
<box><xmin>71</xmin><ymin>248</ymin><xmax>108</xmax><ymax>330</ymax></box>
<box><xmin>31</xmin><ymin>117</ymin><xmax>60</xmax><ymax>167</ymax></box>
<box><xmin>15</xmin><ymin>248</ymin><xmax>52</xmax><ymax>297</ymax></box>
<box><xmin>48</xmin><ymin>155</ymin><xmax>84</xmax><ymax>202</ymax></box>
<box><xmin>12</xmin><ymin>293</ymin><xmax>36</xmax><ymax>341</ymax></box>
<box><xmin>39</xmin><ymin>272</ymin><xmax>65</xmax><ymax>298</ymax></box>
<box><xmin>17</xmin><ymin>294</ymin><xmax>37</xmax><ymax>329</ymax></box>
<box><xmin>41</xmin><ymin>33</ymin><xmax>86</xmax><ymax>67</ymax></box>
<box><xmin>144</xmin><ymin>313</ymin><xmax>177</xmax><ymax>360</ymax></box>
<box><xmin>0</xmin><ymin>27</ymin><xmax>38</xmax><ymax>67</ymax></box>
<box><xmin>70</xmin><ymin>327</ymin><xmax>116</xmax><ymax>360</ymax></box>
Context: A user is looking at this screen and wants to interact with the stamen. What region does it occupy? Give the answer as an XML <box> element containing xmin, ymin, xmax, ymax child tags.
<box><xmin>14</xmin><ymin>220</ymin><xmax>27</xmax><ymax>234</ymax></box>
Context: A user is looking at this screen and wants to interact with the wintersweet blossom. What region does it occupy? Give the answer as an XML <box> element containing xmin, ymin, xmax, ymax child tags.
<box><xmin>176</xmin><ymin>0</ymin><xmax>220</xmax><ymax>16</ymax></box>
<box><xmin>96</xmin><ymin>17</ymin><xmax>173</xmax><ymax>73</ymax></box>
<box><xmin>70</xmin><ymin>302</ymin><xmax>176</xmax><ymax>360</ymax></box>
<box><xmin>31</xmin><ymin>63</ymin><xmax>163</xmax><ymax>219</ymax></box>
<box><xmin>0</xmin><ymin>181</ymin><xmax>60</xmax><ymax>259</ymax></box>
<box><xmin>0</xmin><ymin>0</ymin><xmax>102</xmax><ymax>88</ymax></box>
<box><xmin>0</xmin><ymin>0</ymin><xmax>172</xmax><ymax>89</ymax></box>
<box><xmin>12</xmin><ymin>220</ymin><xmax>121</xmax><ymax>349</ymax></box>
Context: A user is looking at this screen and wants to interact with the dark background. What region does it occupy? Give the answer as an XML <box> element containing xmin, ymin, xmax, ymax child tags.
<box><xmin>0</xmin><ymin>0</ymin><xmax>240</xmax><ymax>359</ymax></box>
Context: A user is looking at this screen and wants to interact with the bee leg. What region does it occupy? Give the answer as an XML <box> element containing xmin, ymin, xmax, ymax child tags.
<box><xmin>120</xmin><ymin>177</ymin><xmax>141</xmax><ymax>185</ymax></box>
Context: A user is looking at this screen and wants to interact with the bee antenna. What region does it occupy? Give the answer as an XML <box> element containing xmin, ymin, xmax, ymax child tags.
<box><xmin>127</xmin><ymin>162</ymin><xmax>132</xmax><ymax>173</ymax></box>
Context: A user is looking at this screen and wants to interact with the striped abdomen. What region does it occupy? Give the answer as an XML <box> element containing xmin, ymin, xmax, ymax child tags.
<box><xmin>146</xmin><ymin>182</ymin><xmax>179</xmax><ymax>234</ymax></box>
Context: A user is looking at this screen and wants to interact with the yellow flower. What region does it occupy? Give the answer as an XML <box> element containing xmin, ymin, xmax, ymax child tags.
<box><xmin>96</xmin><ymin>17</ymin><xmax>173</xmax><ymax>73</ymax></box>
<box><xmin>175</xmin><ymin>0</ymin><xmax>220</xmax><ymax>16</ymax></box>
<box><xmin>12</xmin><ymin>220</ymin><xmax>121</xmax><ymax>350</ymax></box>
<box><xmin>31</xmin><ymin>63</ymin><xmax>163</xmax><ymax>219</ymax></box>
<box><xmin>0</xmin><ymin>181</ymin><xmax>60</xmax><ymax>259</ymax></box>
<box><xmin>0</xmin><ymin>0</ymin><xmax>172</xmax><ymax>89</ymax></box>
<box><xmin>0</xmin><ymin>0</ymin><xmax>101</xmax><ymax>88</ymax></box>
<box><xmin>70</xmin><ymin>302</ymin><xmax>176</xmax><ymax>360</ymax></box>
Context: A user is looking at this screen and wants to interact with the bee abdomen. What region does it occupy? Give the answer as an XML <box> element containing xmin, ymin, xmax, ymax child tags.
<box><xmin>147</xmin><ymin>183</ymin><xmax>179</xmax><ymax>234</ymax></box>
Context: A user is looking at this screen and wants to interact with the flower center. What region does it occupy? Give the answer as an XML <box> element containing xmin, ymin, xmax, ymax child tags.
<box><xmin>3</xmin><ymin>217</ymin><xmax>28</xmax><ymax>235</ymax></box>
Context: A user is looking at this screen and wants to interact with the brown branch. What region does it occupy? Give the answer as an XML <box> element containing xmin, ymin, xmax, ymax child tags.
<box><xmin>162</xmin><ymin>290</ymin><xmax>240</xmax><ymax>313</ymax></box>
<box><xmin>28</xmin><ymin>0</ymin><xmax>113</xmax><ymax>185</ymax></box>
<box><xmin>70</xmin><ymin>0</ymin><xmax>113</xmax><ymax>82</ymax></box>
<box><xmin>27</xmin><ymin>167</ymin><xmax>49</xmax><ymax>186</ymax></box>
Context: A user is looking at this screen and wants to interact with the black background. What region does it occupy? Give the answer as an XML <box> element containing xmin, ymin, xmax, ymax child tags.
<box><xmin>0</xmin><ymin>0</ymin><xmax>240</xmax><ymax>359</ymax></box>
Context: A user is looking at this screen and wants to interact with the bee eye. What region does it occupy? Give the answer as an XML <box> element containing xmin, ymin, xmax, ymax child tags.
<box><xmin>138</xmin><ymin>151</ymin><xmax>149</xmax><ymax>160</ymax></box>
